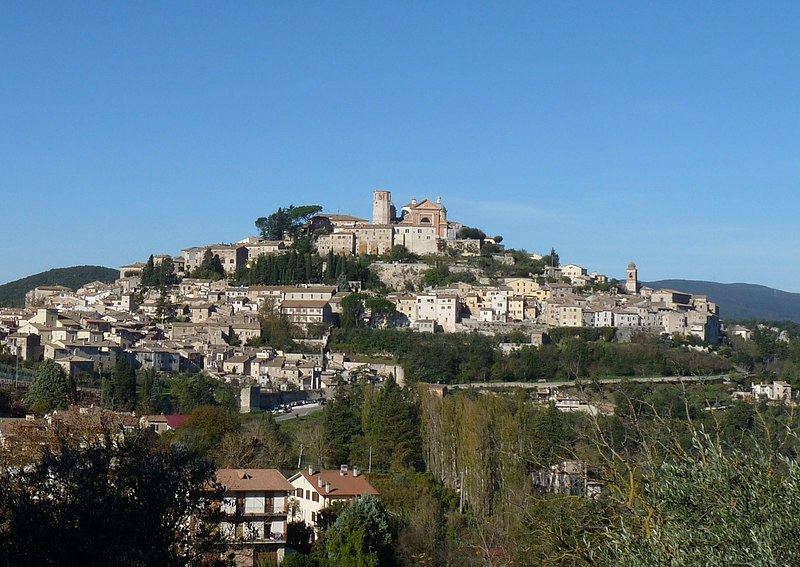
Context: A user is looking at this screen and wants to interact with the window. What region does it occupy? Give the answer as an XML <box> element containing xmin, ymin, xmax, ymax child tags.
<box><xmin>245</xmin><ymin>495</ymin><xmax>265</xmax><ymax>514</ymax></box>
<box><xmin>312</xmin><ymin>492</ymin><xmax>319</xmax><ymax>502</ymax></box>
<box><xmin>296</xmin><ymin>488</ymin><xmax>303</xmax><ymax>498</ymax></box>
<box><xmin>305</xmin><ymin>490</ymin><xmax>311</xmax><ymax>500</ymax></box>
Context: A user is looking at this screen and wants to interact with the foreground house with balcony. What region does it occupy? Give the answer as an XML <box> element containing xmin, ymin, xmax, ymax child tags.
<box><xmin>216</xmin><ymin>468</ymin><xmax>293</xmax><ymax>566</ymax></box>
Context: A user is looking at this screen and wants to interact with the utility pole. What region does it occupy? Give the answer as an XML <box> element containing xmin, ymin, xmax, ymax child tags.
<box><xmin>368</xmin><ymin>447</ymin><xmax>372</xmax><ymax>473</ymax></box>
<box><xmin>297</xmin><ymin>444</ymin><xmax>304</xmax><ymax>469</ymax></box>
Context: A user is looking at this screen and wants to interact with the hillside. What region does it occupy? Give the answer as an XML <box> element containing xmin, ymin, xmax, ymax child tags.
<box><xmin>0</xmin><ymin>266</ymin><xmax>119</xmax><ymax>307</ymax></box>
<box><xmin>644</xmin><ymin>279</ymin><xmax>800</xmax><ymax>323</ymax></box>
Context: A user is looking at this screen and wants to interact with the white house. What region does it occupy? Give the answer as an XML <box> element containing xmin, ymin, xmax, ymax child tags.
<box><xmin>288</xmin><ymin>465</ymin><xmax>379</xmax><ymax>532</ymax></box>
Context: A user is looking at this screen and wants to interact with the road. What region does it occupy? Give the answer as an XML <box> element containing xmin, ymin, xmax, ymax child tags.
<box><xmin>274</xmin><ymin>402</ymin><xmax>324</xmax><ymax>422</ymax></box>
<box><xmin>447</xmin><ymin>374</ymin><xmax>730</xmax><ymax>390</ymax></box>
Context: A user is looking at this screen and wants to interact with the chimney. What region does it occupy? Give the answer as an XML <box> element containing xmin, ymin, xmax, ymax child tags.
<box><xmin>308</xmin><ymin>464</ymin><xmax>314</xmax><ymax>476</ymax></box>
<box><xmin>325</xmin><ymin>482</ymin><xmax>331</xmax><ymax>493</ymax></box>
<box><xmin>340</xmin><ymin>464</ymin><xmax>348</xmax><ymax>476</ymax></box>
<box><xmin>318</xmin><ymin>476</ymin><xmax>323</xmax><ymax>488</ymax></box>
<box><xmin>353</xmin><ymin>466</ymin><xmax>360</xmax><ymax>477</ymax></box>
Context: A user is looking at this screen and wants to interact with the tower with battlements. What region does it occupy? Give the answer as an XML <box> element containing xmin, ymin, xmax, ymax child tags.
<box><xmin>372</xmin><ymin>190</ymin><xmax>392</xmax><ymax>225</ymax></box>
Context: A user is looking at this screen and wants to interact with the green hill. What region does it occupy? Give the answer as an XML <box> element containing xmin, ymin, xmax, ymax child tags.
<box><xmin>644</xmin><ymin>279</ymin><xmax>800</xmax><ymax>323</ymax></box>
<box><xmin>0</xmin><ymin>266</ymin><xmax>119</xmax><ymax>307</ymax></box>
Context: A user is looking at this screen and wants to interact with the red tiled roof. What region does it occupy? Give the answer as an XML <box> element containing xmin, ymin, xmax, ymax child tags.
<box><xmin>293</xmin><ymin>469</ymin><xmax>378</xmax><ymax>497</ymax></box>
<box><xmin>164</xmin><ymin>415</ymin><xmax>190</xmax><ymax>429</ymax></box>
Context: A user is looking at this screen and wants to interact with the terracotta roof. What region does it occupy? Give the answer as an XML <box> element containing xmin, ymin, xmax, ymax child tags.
<box><xmin>291</xmin><ymin>469</ymin><xmax>379</xmax><ymax>498</ymax></box>
<box><xmin>216</xmin><ymin>469</ymin><xmax>293</xmax><ymax>492</ymax></box>
<box><xmin>164</xmin><ymin>415</ymin><xmax>190</xmax><ymax>429</ymax></box>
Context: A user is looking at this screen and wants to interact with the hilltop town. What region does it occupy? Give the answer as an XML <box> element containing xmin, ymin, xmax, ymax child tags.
<box><xmin>0</xmin><ymin>190</ymin><xmax>724</xmax><ymax>396</ymax></box>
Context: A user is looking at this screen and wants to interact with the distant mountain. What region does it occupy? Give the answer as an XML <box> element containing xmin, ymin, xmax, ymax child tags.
<box><xmin>0</xmin><ymin>266</ymin><xmax>119</xmax><ymax>307</ymax></box>
<box><xmin>644</xmin><ymin>280</ymin><xmax>800</xmax><ymax>323</ymax></box>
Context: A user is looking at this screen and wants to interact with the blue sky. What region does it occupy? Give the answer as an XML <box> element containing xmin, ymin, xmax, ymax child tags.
<box><xmin>2</xmin><ymin>2</ymin><xmax>799</xmax><ymax>291</ymax></box>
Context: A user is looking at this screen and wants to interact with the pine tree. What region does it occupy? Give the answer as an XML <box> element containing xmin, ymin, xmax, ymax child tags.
<box><xmin>324</xmin><ymin>382</ymin><xmax>363</xmax><ymax>466</ymax></box>
<box><xmin>26</xmin><ymin>360</ymin><xmax>72</xmax><ymax>415</ymax></box>
<box><xmin>112</xmin><ymin>358</ymin><xmax>137</xmax><ymax>412</ymax></box>
<box><xmin>141</xmin><ymin>255</ymin><xmax>156</xmax><ymax>287</ymax></box>
<box><xmin>364</xmin><ymin>377</ymin><xmax>423</xmax><ymax>471</ymax></box>
<box><xmin>138</xmin><ymin>367</ymin><xmax>162</xmax><ymax>415</ymax></box>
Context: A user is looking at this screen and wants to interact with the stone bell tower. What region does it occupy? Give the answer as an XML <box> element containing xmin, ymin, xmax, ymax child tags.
<box><xmin>625</xmin><ymin>261</ymin><xmax>639</xmax><ymax>294</ymax></box>
<box><xmin>372</xmin><ymin>190</ymin><xmax>392</xmax><ymax>225</ymax></box>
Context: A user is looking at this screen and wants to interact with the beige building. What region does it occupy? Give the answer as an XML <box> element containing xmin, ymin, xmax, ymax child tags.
<box><xmin>216</xmin><ymin>469</ymin><xmax>293</xmax><ymax>566</ymax></box>
<box><xmin>182</xmin><ymin>244</ymin><xmax>248</xmax><ymax>275</ymax></box>
<box><xmin>279</xmin><ymin>300</ymin><xmax>332</xmax><ymax>324</ymax></box>
<box><xmin>288</xmin><ymin>466</ymin><xmax>378</xmax><ymax>532</ymax></box>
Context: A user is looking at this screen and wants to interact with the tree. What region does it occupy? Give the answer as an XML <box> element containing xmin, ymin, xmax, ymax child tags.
<box><xmin>0</xmin><ymin>429</ymin><xmax>230</xmax><ymax>566</ymax></box>
<box><xmin>141</xmin><ymin>254</ymin><xmax>157</xmax><ymax>287</ymax></box>
<box><xmin>385</xmin><ymin>245</ymin><xmax>418</xmax><ymax>263</ymax></box>
<box><xmin>457</xmin><ymin>226</ymin><xmax>486</xmax><ymax>240</ymax></box>
<box><xmin>326</xmin><ymin>495</ymin><xmax>393</xmax><ymax>567</ymax></box>
<box><xmin>26</xmin><ymin>360</ymin><xmax>72</xmax><ymax>415</ymax></box>
<box><xmin>157</xmin><ymin>256</ymin><xmax>177</xmax><ymax>287</ymax></box>
<box><xmin>170</xmin><ymin>374</ymin><xmax>220</xmax><ymax>414</ymax></box>
<box><xmin>155</xmin><ymin>286</ymin><xmax>177</xmax><ymax>323</ymax></box>
<box><xmin>324</xmin><ymin>382</ymin><xmax>363</xmax><ymax>466</ymax></box>
<box><xmin>190</xmin><ymin>249</ymin><xmax>225</xmax><ymax>281</ymax></box>
<box><xmin>542</xmin><ymin>247</ymin><xmax>560</xmax><ymax>268</ymax></box>
<box><xmin>591</xmin><ymin>432</ymin><xmax>800</xmax><ymax>567</ymax></box>
<box><xmin>214</xmin><ymin>413</ymin><xmax>291</xmax><ymax>469</ymax></box>
<box><xmin>255</xmin><ymin>205</ymin><xmax>322</xmax><ymax>240</ymax></box>
<box><xmin>363</xmin><ymin>377</ymin><xmax>423</xmax><ymax>471</ymax></box>
<box><xmin>422</xmin><ymin>264</ymin><xmax>450</xmax><ymax>288</ymax></box>
<box><xmin>341</xmin><ymin>294</ymin><xmax>367</xmax><ymax>330</ymax></box>
<box><xmin>111</xmin><ymin>357</ymin><xmax>137</xmax><ymax>412</ymax></box>
<box><xmin>138</xmin><ymin>368</ymin><xmax>163</xmax><ymax>415</ymax></box>
<box><xmin>173</xmin><ymin>406</ymin><xmax>240</xmax><ymax>455</ymax></box>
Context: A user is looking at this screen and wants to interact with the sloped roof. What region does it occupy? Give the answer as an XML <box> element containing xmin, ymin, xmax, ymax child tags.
<box><xmin>290</xmin><ymin>469</ymin><xmax>379</xmax><ymax>497</ymax></box>
<box><xmin>216</xmin><ymin>469</ymin><xmax>293</xmax><ymax>492</ymax></box>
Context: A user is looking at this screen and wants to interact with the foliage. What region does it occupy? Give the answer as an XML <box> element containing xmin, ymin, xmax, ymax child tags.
<box><xmin>103</xmin><ymin>357</ymin><xmax>137</xmax><ymax>412</ymax></box>
<box><xmin>214</xmin><ymin>413</ymin><xmax>292</xmax><ymax>469</ymax></box>
<box><xmin>138</xmin><ymin>367</ymin><xmax>164</xmax><ymax>415</ymax></box>
<box><xmin>591</xmin><ymin>431</ymin><xmax>800</xmax><ymax>567</ymax></box>
<box><xmin>541</xmin><ymin>247</ymin><xmax>560</xmax><ymax>267</ymax></box>
<box><xmin>169</xmin><ymin>374</ymin><xmax>229</xmax><ymax>414</ymax></box>
<box><xmin>362</xmin><ymin>378</ymin><xmax>423</xmax><ymax>471</ymax></box>
<box><xmin>141</xmin><ymin>255</ymin><xmax>178</xmax><ymax>288</ymax></box>
<box><xmin>254</xmin><ymin>205</ymin><xmax>323</xmax><ymax>240</ymax></box>
<box><xmin>172</xmin><ymin>406</ymin><xmax>241</xmax><ymax>455</ymax></box>
<box><xmin>26</xmin><ymin>359</ymin><xmax>74</xmax><ymax>415</ymax></box>
<box><xmin>155</xmin><ymin>285</ymin><xmax>177</xmax><ymax>322</ymax></box>
<box><xmin>0</xmin><ymin>429</ymin><xmax>229</xmax><ymax>566</ymax></box>
<box><xmin>456</xmin><ymin>226</ymin><xmax>486</xmax><ymax>240</ymax></box>
<box><xmin>384</xmin><ymin>245</ymin><xmax>419</xmax><ymax>263</ymax></box>
<box><xmin>234</xmin><ymin>250</ymin><xmax>375</xmax><ymax>290</ymax></box>
<box><xmin>190</xmin><ymin>249</ymin><xmax>226</xmax><ymax>281</ymax></box>
<box><xmin>250</xmin><ymin>298</ymin><xmax>299</xmax><ymax>351</ymax></box>
<box><xmin>340</xmin><ymin>294</ymin><xmax>397</xmax><ymax>330</ymax></box>
<box><xmin>326</xmin><ymin>495</ymin><xmax>393</xmax><ymax>567</ymax></box>
<box><xmin>324</xmin><ymin>382</ymin><xmax>364</xmax><ymax>467</ymax></box>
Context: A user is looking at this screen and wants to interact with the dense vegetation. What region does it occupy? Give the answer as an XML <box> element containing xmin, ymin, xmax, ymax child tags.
<box><xmin>0</xmin><ymin>265</ymin><xmax>118</xmax><ymax>307</ymax></box>
<box><xmin>331</xmin><ymin>328</ymin><xmax>732</xmax><ymax>383</ymax></box>
<box><xmin>0</xmin><ymin>428</ymin><xmax>230</xmax><ymax>567</ymax></box>
<box><xmin>233</xmin><ymin>249</ymin><xmax>378</xmax><ymax>289</ymax></box>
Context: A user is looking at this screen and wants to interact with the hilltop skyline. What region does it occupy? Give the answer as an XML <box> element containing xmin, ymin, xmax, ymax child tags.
<box><xmin>3</xmin><ymin>3</ymin><xmax>800</xmax><ymax>291</ymax></box>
